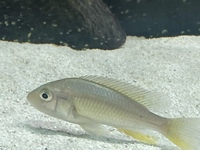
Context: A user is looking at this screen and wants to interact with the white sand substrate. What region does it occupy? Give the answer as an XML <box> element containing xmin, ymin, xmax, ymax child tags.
<box><xmin>0</xmin><ymin>36</ymin><xmax>200</xmax><ymax>150</ymax></box>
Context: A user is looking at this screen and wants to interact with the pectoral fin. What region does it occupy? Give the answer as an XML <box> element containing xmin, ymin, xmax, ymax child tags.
<box><xmin>118</xmin><ymin>128</ymin><xmax>157</xmax><ymax>145</ymax></box>
<box><xmin>70</xmin><ymin>107</ymin><xmax>107</xmax><ymax>137</ymax></box>
<box><xmin>73</xmin><ymin>113</ymin><xmax>107</xmax><ymax>137</ymax></box>
<box><xmin>79</xmin><ymin>122</ymin><xmax>107</xmax><ymax>137</ymax></box>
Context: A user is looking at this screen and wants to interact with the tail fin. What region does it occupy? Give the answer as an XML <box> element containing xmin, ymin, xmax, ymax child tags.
<box><xmin>163</xmin><ymin>118</ymin><xmax>200</xmax><ymax>150</ymax></box>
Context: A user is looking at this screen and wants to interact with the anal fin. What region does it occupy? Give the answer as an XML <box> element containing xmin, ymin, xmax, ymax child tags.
<box><xmin>118</xmin><ymin>128</ymin><xmax>157</xmax><ymax>145</ymax></box>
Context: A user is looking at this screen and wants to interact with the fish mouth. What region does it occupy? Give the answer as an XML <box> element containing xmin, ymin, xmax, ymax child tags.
<box><xmin>26</xmin><ymin>92</ymin><xmax>42</xmax><ymax>111</ymax></box>
<box><xmin>26</xmin><ymin>92</ymin><xmax>31</xmax><ymax>102</ymax></box>
<box><xmin>26</xmin><ymin>92</ymin><xmax>35</xmax><ymax>106</ymax></box>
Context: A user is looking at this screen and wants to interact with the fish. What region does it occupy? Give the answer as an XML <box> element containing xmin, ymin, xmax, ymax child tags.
<box><xmin>27</xmin><ymin>76</ymin><xmax>200</xmax><ymax>150</ymax></box>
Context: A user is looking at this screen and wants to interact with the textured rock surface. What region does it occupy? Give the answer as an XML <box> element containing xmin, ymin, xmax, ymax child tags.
<box><xmin>0</xmin><ymin>0</ymin><xmax>126</xmax><ymax>50</ymax></box>
<box><xmin>0</xmin><ymin>0</ymin><xmax>200</xmax><ymax>50</ymax></box>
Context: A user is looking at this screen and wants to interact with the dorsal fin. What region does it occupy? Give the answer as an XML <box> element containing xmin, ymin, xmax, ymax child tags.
<box><xmin>80</xmin><ymin>76</ymin><xmax>169</xmax><ymax>111</ymax></box>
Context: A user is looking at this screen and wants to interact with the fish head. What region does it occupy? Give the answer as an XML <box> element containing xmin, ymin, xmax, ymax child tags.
<box><xmin>27</xmin><ymin>80</ymin><xmax>66</xmax><ymax>117</ymax></box>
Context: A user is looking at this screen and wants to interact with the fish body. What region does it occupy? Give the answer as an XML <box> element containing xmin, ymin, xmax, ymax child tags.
<box><xmin>27</xmin><ymin>76</ymin><xmax>200</xmax><ymax>150</ymax></box>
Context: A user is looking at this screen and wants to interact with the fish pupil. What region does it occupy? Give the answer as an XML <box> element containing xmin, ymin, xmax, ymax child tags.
<box><xmin>42</xmin><ymin>93</ymin><xmax>48</xmax><ymax>99</ymax></box>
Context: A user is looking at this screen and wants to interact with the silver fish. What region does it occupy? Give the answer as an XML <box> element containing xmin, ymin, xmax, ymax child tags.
<box><xmin>27</xmin><ymin>76</ymin><xmax>200</xmax><ymax>150</ymax></box>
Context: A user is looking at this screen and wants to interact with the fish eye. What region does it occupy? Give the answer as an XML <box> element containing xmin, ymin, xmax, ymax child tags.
<box><xmin>39</xmin><ymin>89</ymin><xmax>53</xmax><ymax>101</ymax></box>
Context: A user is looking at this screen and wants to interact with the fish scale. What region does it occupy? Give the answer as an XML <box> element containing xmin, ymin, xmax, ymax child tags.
<box><xmin>72</xmin><ymin>80</ymin><xmax>156</xmax><ymax>126</ymax></box>
<box><xmin>73</xmin><ymin>92</ymin><xmax>154</xmax><ymax>128</ymax></box>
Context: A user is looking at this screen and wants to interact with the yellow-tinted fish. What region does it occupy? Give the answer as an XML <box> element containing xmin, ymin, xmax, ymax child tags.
<box><xmin>27</xmin><ymin>76</ymin><xmax>200</xmax><ymax>150</ymax></box>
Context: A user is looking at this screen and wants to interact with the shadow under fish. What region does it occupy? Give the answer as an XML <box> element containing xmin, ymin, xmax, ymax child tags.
<box><xmin>22</xmin><ymin>120</ymin><xmax>139</xmax><ymax>145</ymax></box>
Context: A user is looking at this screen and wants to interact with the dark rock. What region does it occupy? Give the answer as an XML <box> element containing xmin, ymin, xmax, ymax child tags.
<box><xmin>0</xmin><ymin>0</ymin><xmax>126</xmax><ymax>50</ymax></box>
<box><xmin>0</xmin><ymin>0</ymin><xmax>200</xmax><ymax>50</ymax></box>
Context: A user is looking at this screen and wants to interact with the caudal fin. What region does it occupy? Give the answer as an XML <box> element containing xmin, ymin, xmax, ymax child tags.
<box><xmin>163</xmin><ymin>118</ymin><xmax>200</xmax><ymax>150</ymax></box>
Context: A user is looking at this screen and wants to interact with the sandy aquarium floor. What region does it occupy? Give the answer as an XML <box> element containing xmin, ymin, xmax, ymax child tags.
<box><xmin>0</xmin><ymin>36</ymin><xmax>200</xmax><ymax>150</ymax></box>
